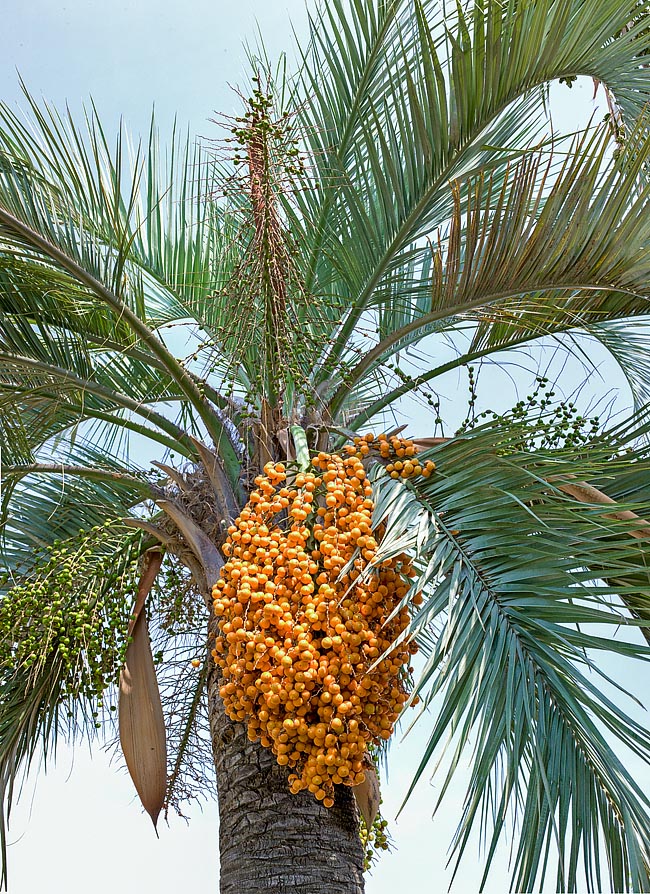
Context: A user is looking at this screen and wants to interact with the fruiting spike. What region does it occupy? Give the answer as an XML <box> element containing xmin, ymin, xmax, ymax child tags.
<box><xmin>212</xmin><ymin>436</ymin><xmax>421</xmax><ymax>806</ymax></box>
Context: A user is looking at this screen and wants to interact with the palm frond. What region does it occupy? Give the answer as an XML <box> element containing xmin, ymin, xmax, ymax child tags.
<box><xmin>291</xmin><ymin>0</ymin><xmax>650</xmax><ymax>387</ymax></box>
<box><xmin>329</xmin><ymin>119</ymin><xmax>650</xmax><ymax>420</ymax></box>
<box><xmin>0</xmin><ymin>348</ymin><xmax>195</xmax><ymax>451</ymax></box>
<box><xmin>0</xmin><ymin>89</ymin><xmax>241</xmax><ymax>479</ymax></box>
<box><xmin>588</xmin><ymin>319</ymin><xmax>650</xmax><ymax>413</ymax></box>
<box><xmin>371</xmin><ymin>418</ymin><xmax>650</xmax><ymax>891</ymax></box>
<box><xmin>0</xmin><ymin>445</ymin><xmax>150</xmax><ymax>566</ymax></box>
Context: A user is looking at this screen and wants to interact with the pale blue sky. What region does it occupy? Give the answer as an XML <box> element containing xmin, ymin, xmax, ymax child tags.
<box><xmin>1</xmin><ymin>3</ymin><xmax>646</xmax><ymax>893</ymax></box>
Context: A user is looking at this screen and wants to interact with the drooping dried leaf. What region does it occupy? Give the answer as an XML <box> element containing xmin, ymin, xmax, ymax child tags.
<box><xmin>119</xmin><ymin>553</ymin><xmax>167</xmax><ymax>829</ymax></box>
<box><xmin>353</xmin><ymin>759</ymin><xmax>380</xmax><ymax>829</ymax></box>
<box><xmin>119</xmin><ymin>613</ymin><xmax>167</xmax><ymax>829</ymax></box>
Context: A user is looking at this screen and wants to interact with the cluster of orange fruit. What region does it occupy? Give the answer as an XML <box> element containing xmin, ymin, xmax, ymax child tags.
<box><xmin>346</xmin><ymin>433</ymin><xmax>436</xmax><ymax>482</ymax></box>
<box><xmin>212</xmin><ymin>435</ymin><xmax>426</xmax><ymax>806</ymax></box>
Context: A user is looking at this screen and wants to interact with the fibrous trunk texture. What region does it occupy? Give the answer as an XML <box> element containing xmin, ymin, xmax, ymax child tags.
<box><xmin>207</xmin><ymin>645</ymin><xmax>365</xmax><ymax>894</ymax></box>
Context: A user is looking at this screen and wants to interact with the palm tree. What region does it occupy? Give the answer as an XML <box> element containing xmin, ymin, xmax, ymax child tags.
<box><xmin>2</xmin><ymin>0</ymin><xmax>650</xmax><ymax>890</ymax></box>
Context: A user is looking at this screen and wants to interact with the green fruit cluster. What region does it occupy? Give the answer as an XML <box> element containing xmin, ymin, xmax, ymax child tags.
<box><xmin>359</xmin><ymin>806</ymin><xmax>391</xmax><ymax>872</ymax></box>
<box><xmin>0</xmin><ymin>521</ymin><xmax>139</xmax><ymax>711</ymax></box>
<box><xmin>457</xmin><ymin>372</ymin><xmax>603</xmax><ymax>451</ymax></box>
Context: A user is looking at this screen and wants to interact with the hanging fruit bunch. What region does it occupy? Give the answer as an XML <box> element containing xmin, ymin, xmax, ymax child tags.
<box><xmin>212</xmin><ymin>434</ymin><xmax>433</xmax><ymax>806</ymax></box>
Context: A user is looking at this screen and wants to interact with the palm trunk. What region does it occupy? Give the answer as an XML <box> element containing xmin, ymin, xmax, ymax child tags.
<box><xmin>207</xmin><ymin>644</ymin><xmax>365</xmax><ymax>894</ymax></box>
<box><xmin>168</xmin><ymin>460</ymin><xmax>366</xmax><ymax>891</ymax></box>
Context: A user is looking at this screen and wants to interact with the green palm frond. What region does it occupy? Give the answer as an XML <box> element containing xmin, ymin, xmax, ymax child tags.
<box><xmin>292</xmin><ymin>0</ymin><xmax>650</xmax><ymax>387</ymax></box>
<box><xmin>371</xmin><ymin>418</ymin><xmax>650</xmax><ymax>891</ymax></box>
<box><xmin>588</xmin><ymin>320</ymin><xmax>650</xmax><ymax>413</ymax></box>
<box><xmin>0</xmin><ymin>442</ymin><xmax>152</xmax><ymax>566</ymax></box>
<box><xmin>0</xmin><ymin>361</ymin><xmax>194</xmax><ymax>460</ymax></box>
<box><xmin>0</xmin><ymin>252</ymin><xmax>235</xmax><ymax>458</ymax></box>
<box><xmin>331</xmin><ymin>118</ymin><xmax>650</xmax><ymax>423</ymax></box>
<box><xmin>0</xmin><ymin>90</ymin><xmax>241</xmax><ymax>479</ymax></box>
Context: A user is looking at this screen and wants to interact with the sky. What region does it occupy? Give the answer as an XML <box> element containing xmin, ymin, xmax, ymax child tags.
<box><xmin>1</xmin><ymin>2</ymin><xmax>648</xmax><ymax>893</ymax></box>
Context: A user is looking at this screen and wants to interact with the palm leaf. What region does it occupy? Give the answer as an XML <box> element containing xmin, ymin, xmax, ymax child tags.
<box><xmin>330</xmin><ymin>119</ymin><xmax>650</xmax><ymax>422</ymax></box>
<box><xmin>587</xmin><ymin>320</ymin><xmax>650</xmax><ymax>413</ymax></box>
<box><xmin>371</xmin><ymin>418</ymin><xmax>650</xmax><ymax>891</ymax></box>
<box><xmin>0</xmin><ymin>443</ymin><xmax>150</xmax><ymax>565</ymax></box>
<box><xmin>0</xmin><ymin>90</ymin><xmax>241</xmax><ymax>480</ymax></box>
<box><xmin>291</xmin><ymin>0</ymin><xmax>650</xmax><ymax>387</ymax></box>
